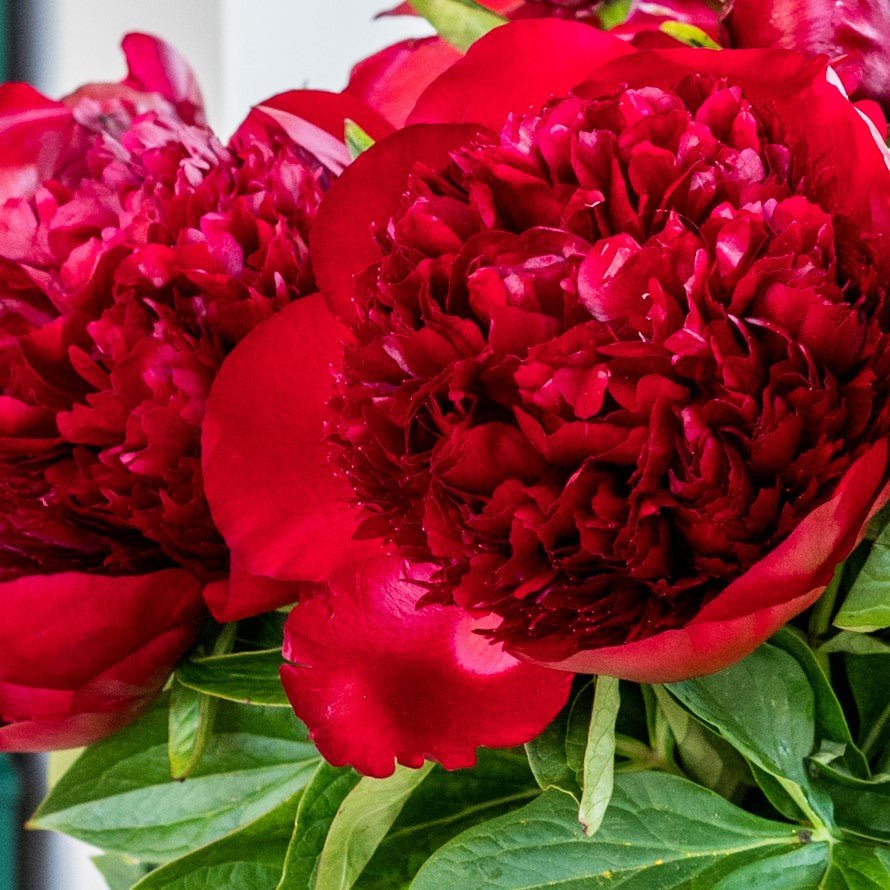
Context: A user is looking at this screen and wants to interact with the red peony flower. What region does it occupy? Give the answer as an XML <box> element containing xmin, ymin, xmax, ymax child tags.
<box><xmin>352</xmin><ymin>1</ymin><xmax>723</xmax><ymax>126</ymax></box>
<box><xmin>205</xmin><ymin>20</ymin><xmax>890</xmax><ymax>776</ymax></box>
<box><xmin>0</xmin><ymin>34</ymin><xmax>390</xmax><ymax>751</ymax></box>
<box><xmin>728</xmin><ymin>0</ymin><xmax>890</xmax><ymax>111</ymax></box>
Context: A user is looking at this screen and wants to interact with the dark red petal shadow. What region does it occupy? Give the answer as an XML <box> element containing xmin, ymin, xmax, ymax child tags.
<box><xmin>281</xmin><ymin>556</ymin><xmax>573</xmax><ymax>778</ymax></box>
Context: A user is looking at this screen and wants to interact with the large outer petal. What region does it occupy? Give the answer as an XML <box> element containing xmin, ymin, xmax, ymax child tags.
<box><xmin>202</xmin><ymin>294</ymin><xmax>375</xmax><ymax>586</ymax></box>
<box><xmin>346</xmin><ymin>38</ymin><xmax>462</xmax><ymax>128</ymax></box>
<box><xmin>407</xmin><ymin>19</ymin><xmax>634</xmax><ymax>128</ymax></box>
<box><xmin>529</xmin><ymin>440</ymin><xmax>889</xmax><ymax>682</ymax></box>
<box><xmin>281</xmin><ymin>556</ymin><xmax>573</xmax><ymax>778</ymax></box>
<box><xmin>0</xmin><ymin>570</ymin><xmax>204</xmax><ymax>751</ymax></box>
<box><xmin>312</xmin><ymin>123</ymin><xmax>487</xmax><ymax>321</ymax></box>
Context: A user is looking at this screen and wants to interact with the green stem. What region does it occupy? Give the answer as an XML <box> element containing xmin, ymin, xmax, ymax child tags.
<box><xmin>614</xmin><ymin>735</ymin><xmax>651</xmax><ymax>762</ymax></box>
<box><xmin>614</xmin><ymin>734</ymin><xmax>684</xmax><ymax>777</ymax></box>
<box><xmin>777</xmin><ymin>777</ymin><xmax>832</xmax><ymax>838</ymax></box>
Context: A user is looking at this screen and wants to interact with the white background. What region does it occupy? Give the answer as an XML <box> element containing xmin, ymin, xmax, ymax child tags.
<box><xmin>19</xmin><ymin>2</ymin><xmax>432</xmax><ymax>888</ymax></box>
<box><xmin>24</xmin><ymin>0</ymin><xmax>433</xmax><ymax>136</ymax></box>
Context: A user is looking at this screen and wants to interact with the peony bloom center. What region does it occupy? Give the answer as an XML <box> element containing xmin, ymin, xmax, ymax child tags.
<box><xmin>333</xmin><ymin>74</ymin><xmax>890</xmax><ymax>661</ymax></box>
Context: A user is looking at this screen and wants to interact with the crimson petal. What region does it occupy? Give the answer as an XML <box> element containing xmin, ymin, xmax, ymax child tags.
<box><xmin>281</xmin><ymin>556</ymin><xmax>573</xmax><ymax>778</ymax></box>
<box><xmin>203</xmin><ymin>556</ymin><xmax>316</xmax><ymax>623</ymax></box>
<box><xmin>346</xmin><ymin>38</ymin><xmax>462</xmax><ymax>128</ymax></box>
<box><xmin>256</xmin><ymin>89</ymin><xmax>394</xmax><ymax>142</ymax></box>
<box><xmin>0</xmin><ymin>570</ymin><xmax>204</xmax><ymax>751</ymax></box>
<box><xmin>728</xmin><ymin>0</ymin><xmax>890</xmax><ymax>109</ymax></box>
<box><xmin>202</xmin><ymin>294</ymin><xmax>375</xmax><ymax>585</ymax></box>
<box><xmin>407</xmin><ymin>19</ymin><xmax>634</xmax><ymax>128</ymax></box>
<box><xmin>120</xmin><ymin>32</ymin><xmax>205</xmax><ymax>121</ymax></box>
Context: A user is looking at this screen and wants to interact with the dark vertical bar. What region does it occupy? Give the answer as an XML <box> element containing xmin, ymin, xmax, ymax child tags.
<box><xmin>0</xmin><ymin>755</ymin><xmax>19</xmax><ymax>890</ymax></box>
<box><xmin>0</xmin><ymin>0</ymin><xmax>8</xmax><ymax>79</ymax></box>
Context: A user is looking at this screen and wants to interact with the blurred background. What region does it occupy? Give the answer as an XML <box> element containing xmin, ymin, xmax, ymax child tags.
<box><xmin>0</xmin><ymin>2</ymin><xmax>433</xmax><ymax>888</ymax></box>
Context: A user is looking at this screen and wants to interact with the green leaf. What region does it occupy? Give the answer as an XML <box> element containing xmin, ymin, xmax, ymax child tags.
<box><xmin>32</xmin><ymin>698</ymin><xmax>319</xmax><ymax>862</ymax></box>
<box><xmin>847</xmin><ymin>653</ymin><xmax>890</xmax><ymax>763</ymax></box>
<box><xmin>176</xmin><ymin>649</ymin><xmax>290</xmax><ymax>707</ymax></box>
<box><xmin>652</xmin><ymin>686</ymin><xmax>750</xmax><ymax>799</ymax></box>
<box><xmin>597</xmin><ymin>0</ymin><xmax>632</xmax><ymax>30</ymax></box>
<box><xmin>133</xmin><ymin>791</ymin><xmax>301</xmax><ymax>889</ymax></box>
<box><xmin>168</xmin><ymin>680</ymin><xmax>219</xmax><ymax>780</ymax></box>
<box><xmin>719</xmin><ymin>841</ymin><xmax>890</xmax><ymax>889</ymax></box>
<box><xmin>810</xmin><ymin>767</ymin><xmax>890</xmax><ymax>843</ymax></box>
<box><xmin>407</xmin><ymin>0</ymin><xmax>506</xmax><ymax>52</ymax></box>
<box><xmin>659</xmin><ymin>20</ymin><xmax>722</xmax><ymax>49</ymax></box>
<box><xmin>278</xmin><ymin>763</ymin><xmax>362</xmax><ymax>889</ymax></box>
<box><xmin>525</xmin><ymin>679</ymin><xmax>592</xmax><ymax>800</ymax></box>
<box><xmin>835</xmin><ymin>532</ymin><xmax>890</xmax><ymax>631</ymax></box>
<box><xmin>820</xmin><ymin>844</ymin><xmax>890</xmax><ymax>889</ymax></box>
<box><xmin>527</xmin><ymin>680</ymin><xmax>685</xmax><ymax>803</ymax></box>
<box><xmin>91</xmin><ymin>854</ymin><xmax>151</xmax><ymax>890</ymax></box>
<box><xmin>820</xmin><ymin>632</ymin><xmax>890</xmax><ymax>656</ymax></box>
<box><xmin>344</xmin><ymin>120</ymin><xmax>375</xmax><ymax>161</ymax></box>
<box><xmin>667</xmin><ymin>643</ymin><xmax>831</xmax><ymax>827</ymax></box>
<box><xmin>772</xmin><ymin>628</ymin><xmax>869</xmax><ymax>777</ymax></box>
<box><xmin>525</xmin><ymin>702</ymin><xmax>577</xmax><ymax>798</ymax></box>
<box><xmin>614</xmin><ymin>681</ymin><xmax>649</xmax><ymax>742</ymax></box>
<box><xmin>314</xmin><ymin>763</ymin><xmax>434</xmax><ymax>890</ymax></box>
<box><xmin>866</xmin><ymin>503</ymin><xmax>890</xmax><ymax>540</ymax></box>
<box><xmin>46</xmin><ymin>748</ymin><xmax>83</xmax><ymax>789</ymax></box>
<box><xmin>712</xmin><ymin>845</ymin><xmax>834</xmax><ymax>889</ymax></box>
<box><xmin>168</xmin><ymin>622</ymin><xmax>236</xmax><ymax>778</ymax></box>
<box><xmin>356</xmin><ymin>750</ymin><xmax>537</xmax><ymax>890</ymax></box>
<box><xmin>564</xmin><ymin>681</ymin><xmax>594</xmax><ymax>779</ymax></box>
<box><xmin>578</xmin><ymin>675</ymin><xmax>619</xmax><ymax>836</ymax></box>
<box><xmin>411</xmin><ymin>773</ymin><xmax>824</xmax><ymax>889</ymax></box>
